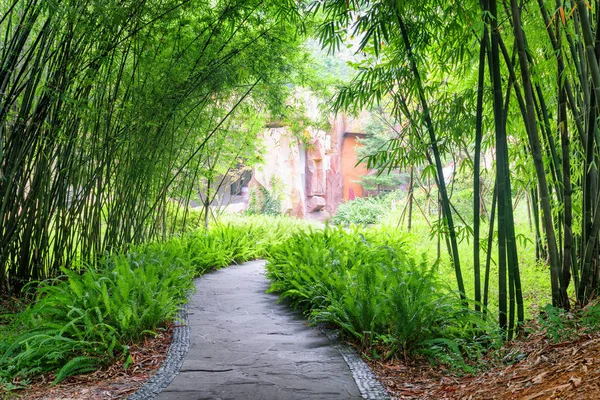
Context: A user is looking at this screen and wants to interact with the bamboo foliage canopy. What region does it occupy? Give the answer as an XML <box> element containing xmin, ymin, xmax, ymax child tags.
<box><xmin>0</xmin><ymin>0</ymin><xmax>304</xmax><ymax>294</ymax></box>
<box><xmin>308</xmin><ymin>0</ymin><xmax>600</xmax><ymax>336</ymax></box>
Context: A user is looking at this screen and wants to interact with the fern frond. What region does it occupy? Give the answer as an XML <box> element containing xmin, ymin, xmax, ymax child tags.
<box><xmin>53</xmin><ymin>356</ymin><xmax>101</xmax><ymax>384</ymax></box>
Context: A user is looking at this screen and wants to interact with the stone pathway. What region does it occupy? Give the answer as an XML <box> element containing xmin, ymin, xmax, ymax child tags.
<box><xmin>152</xmin><ymin>260</ymin><xmax>382</xmax><ymax>400</ymax></box>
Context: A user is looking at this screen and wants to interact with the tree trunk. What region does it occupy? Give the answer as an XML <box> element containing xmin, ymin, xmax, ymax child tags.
<box><xmin>484</xmin><ymin>183</ymin><xmax>497</xmax><ymax>314</ymax></box>
<box><xmin>395</xmin><ymin>12</ymin><xmax>466</xmax><ymax>300</ymax></box>
<box><xmin>556</xmin><ymin>0</ymin><xmax>576</xmax><ymax>294</ymax></box>
<box><xmin>511</xmin><ymin>0</ymin><xmax>568</xmax><ymax>309</ymax></box>
<box><xmin>486</xmin><ymin>0</ymin><xmax>509</xmax><ymax>332</ymax></box>
<box><xmin>408</xmin><ymin>166</ymin><xmax>414</xmax><ymax>232</ymax></box>
<box><xmin>474</xmin><ymin>26</ymin><xmax>487</xmax><ymax>312</ymax></box>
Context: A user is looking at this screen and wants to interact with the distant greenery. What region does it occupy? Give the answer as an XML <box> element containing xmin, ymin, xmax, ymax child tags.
<box><xmin>247</xmin><ymin>185</ymin><xmax>283</xmax><ymax>216</ymax></box>
<box><xmin>266</xmin><ymin>225</ymin><xmax>499</xmax><ymax>369</ymax></box>
<box><xmin>356</xmin><ymin>113</ymin><xmax>406</xmax><ymax>194</ymax></box>
<box><xmin>332</xmin><ymin>197</ymin><xmax>389</xmax><ymax>225</ymax></box>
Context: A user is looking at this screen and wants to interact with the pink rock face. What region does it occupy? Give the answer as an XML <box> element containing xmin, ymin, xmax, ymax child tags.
<box><xmin>326</xmin><ymin>155</ymin><xmax>343</xmax><ymax>214</ymax></box>
<box><xmin>306</xmin><ymin>209</ymin><xmax>331</xmax><ymax>222</ymax></box>
<box><xmin>330</xmin><ymin>114</ymin><xmax>346</xmax><ymax>153</ymax></box>
<box><xmin>306</xmin><ymin>137</ymin><xmax>326</xmax><ymax>197</ymax></box>
<box><xmin>306</xmin><ymin>159</ymin><xmax>326</xmax><ymax>196</ymax></box>
<box><xmin>251</xmin><ymin>111</ymin><xmax>368</xmax><ymax>219</ymax></box>
<box><xmin>289</xmin><ymin>187</ymin><xmax>306</xmax><ymax>218</ymax></box>
<box><xmin>306</xmin><ymin>196</ymin><xmax>326</xmax><ymax>212</ymax></box>
<box><xmin>252</xmin><ymin>128</ymin><xmax>305</xmax><ymax>215</ymax></box>
<box><xmin>307</xmin><ymin>137</ymin><xmax>325</xmax><ymax>161</ymax></box>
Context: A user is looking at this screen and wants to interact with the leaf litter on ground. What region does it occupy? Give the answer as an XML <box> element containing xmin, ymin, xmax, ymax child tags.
<box><xmin>2</xmin><ymin>325</ymin><xmax>173</xmax><ymax>400</ymax></box>
<box><xmin>367</xmin><ymin>317</ymin><xmax>600</xmax><ymax>399</ymax></box>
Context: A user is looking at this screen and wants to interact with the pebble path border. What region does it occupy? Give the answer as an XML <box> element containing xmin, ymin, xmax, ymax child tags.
<box><xmin>129</xmin><ymin>286</ymin><xmax>390</xmax><ymax>400</ymax></box>
<box><xmin>128</xmin><ymin>306</ymin><xmax>190</xmax><ymax>400</ymax></box>
<box><xmin>320</xmin><ymin>327</ymin><xmax>391</xmax><ymax>400</ymax></box>
<box><xmin>129</xmin><ymin>311</ymin><xmax>390</xmax><ymax>400</ymax></box>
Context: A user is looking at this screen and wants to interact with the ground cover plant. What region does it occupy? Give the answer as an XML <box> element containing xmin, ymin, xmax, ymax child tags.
<box><xmin>334</xmin><ymin>179</ymin><xmax>551</xmax><ymax>322</ymax></box>
<box><xmin>0</xmin><ymin>216</ymin><xmax>309</xmax><ymax>393</ymax></box>
<box><xmin>0</xmin><ymin>245</ymin><xmax>196</xmax><ymax>387</ymax></box>
<box><xmin>318</xmin><ymin>178</ymin><xmax>563</xmax><ymax>369</ymax></box>
<box><xmin>265</xmin><ymin>225</ymin><xmax>500</xmax><ymax>369</ymax></box>
<box><xmin>331</xmin><ymin>196</ymin><xmax>390</xmax><ymax>226</ymax></box>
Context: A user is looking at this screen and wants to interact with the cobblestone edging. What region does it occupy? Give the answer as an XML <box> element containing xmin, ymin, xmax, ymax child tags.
<box><xmin>128</xmin><ymin>298</ymin><xmax>389</xmax><ymax>400</ymax></box>
<box><xmin>128</xmin><ymin>306</ymin><xmax>190</xmax><ymax>400</ymax></box>
<box><xmin>320</xmin><ymin>327</ymin><xmax>391</xmax><ymax>400</ymax></box>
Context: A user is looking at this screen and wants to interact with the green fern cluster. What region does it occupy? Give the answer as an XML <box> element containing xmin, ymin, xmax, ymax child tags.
<box><xmin>186</xmin><ymin>216</ymin><xmax>312</xmax><ymax>274</ymax></box>
<box><xmin>0</xmin><ymin>215</ymin><xmax>310</xmax><ymax>388</ymax></box>
<box><xmin>266</xmin><ymin>225</ymin><xmax>499</xmax><ymax>365</ymax></box>
<box><xmin>0</xmin><ymin>242</ymin><xmax>196</xmax><ymax>385</ymax></box>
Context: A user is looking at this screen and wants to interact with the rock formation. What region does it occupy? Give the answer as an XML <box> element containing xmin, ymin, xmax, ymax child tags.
<box><xmin>249</xmin><ymin>99</ymin><xmax>369</xmax><ymax>219</ymax></box>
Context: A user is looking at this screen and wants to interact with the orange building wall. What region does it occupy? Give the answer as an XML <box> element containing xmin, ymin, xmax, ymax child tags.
<box><xmin>341</xmin><ymin>134</ymin><xmax>368</xmax><ymax>201</ymax></box>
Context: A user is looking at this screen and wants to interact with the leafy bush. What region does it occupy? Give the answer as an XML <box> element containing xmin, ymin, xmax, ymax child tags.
<box><xmin>247</xmin><ymin>179</ymin><xmax>283</xmax><ymax>216</ymax></box>
<box><xmin>218</xmin><ymin>214</ymin><xmax>313</xmax><ymax>256</ymax></box>
<box><xmin>581</xmin><ymin>300</ymin><xmax>600</xmax><ymax>331</ymax></box>
<box><xmin>332</xmin><ymin>197</ymin><xmax>388</xmax><ymax>225</ymax></box>
<box><xmin>266</xmin><ymin>225</ymin><xmax>498</xmax><ymax>364</ymax></box>
<box><xmin>318</xmin><ymin>261</ymin><xmax>389</xmax><ymax>348</ymax></box>
<box><xmin>386</xmin><ymin>259</ymin><xmax>450</xmax><ymax>352</ymax></box>
<box><xmin>266</xmin><ymin>226</ymin><xmax>365</xmax><ymax>311</ymax></box>
<box><xmin>537</xmin><ymin>304</ymin><xmax>577</xmax><ymax>343</ymax></box>
<box><xmin>0</xmin><ymin>242</ymin><xmax>196</xmax><ymax>384</ymax></box>
<box><xmin>0</xmin><ymin>215</ymin><xmax>309</xmax><ymax>388</ymax></box>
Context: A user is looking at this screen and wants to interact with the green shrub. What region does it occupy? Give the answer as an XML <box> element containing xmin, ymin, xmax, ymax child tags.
<box><xmin>0</xmin><ymin>215</ymin><xmax>310</xmax><ymax>388</ymax></box>
<box><xmin>184</xmin><ymin>220</ymin><xmax>282</xmax><ymax>274</ymax></box>
<box><xmin>218</xmin><ymin>214</ymin><xmax>314</xmax><ymax>256</ymax></box>
<box><xmin>386</xmin><ymin>258</ymin><xmax>450</xmax><ymax>352</ymax></box>
<box><xmin>581</xmin><ymin>300</ymin><xmax>600</xmax><ymax>331</ymax></box>
<box><xmin>247</xmin><ymin>179</ymin><xmax>283</xmax><ymax>216</ymax></box>
<box><xmin>317</xmin><ymin>261</ymin><xmax>389</xmax><ymax>348</ymax></box>
<box><xmin>332</xmin><ymin>197</ymin><xmax>388</xmax><ymax>225</ymax></box>
<box><xmin>266</xmin><ymin>225</ymin><xmax>498</xmax><ymax>364</ymax></box>
<box><xmin>186</xmin><ymin>228</ymin><xmax>237</xmax><ymax>273</ymax></box>
<box><xmin>538</xmin><ymin>304</ymin><xmax>576</xmax><ymax>342</ymax></box>
<box><xmin>266</xmin><ymin>226</ymin><xmax>362</xmax><ymax>310</ymax></box>
<box><xmin>0</xmin><ymin>242</ymin><xmax>196</xmax><ymax>384</ymax></box>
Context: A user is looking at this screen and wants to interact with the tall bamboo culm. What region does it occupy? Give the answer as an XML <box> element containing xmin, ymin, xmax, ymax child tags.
<box><xmin>0</xmin><ymin>0</ymin><xmax>298</xmax><ymax>295</ymax></box>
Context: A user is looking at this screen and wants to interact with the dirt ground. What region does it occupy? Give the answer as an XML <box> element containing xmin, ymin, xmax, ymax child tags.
<box><xmin>4</xmin><ymin>325</ymin><xmax>173</xmax><ymax>400</ymax></box>
<box><xmin>369</xmin><ymin>329</ymin><xmax>600</xmax><ymax>399</ymax></box>
<box><xmin>6</xmin><ymin>321</ymin><xmax>600</xmax><ymax>399</ymax></box>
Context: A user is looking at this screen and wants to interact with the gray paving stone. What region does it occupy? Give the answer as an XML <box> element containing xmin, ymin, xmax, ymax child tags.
<box><xmin>131</xmin><ymin>260</ymin><xmax>390</xmax><ymax>400</ymax></box>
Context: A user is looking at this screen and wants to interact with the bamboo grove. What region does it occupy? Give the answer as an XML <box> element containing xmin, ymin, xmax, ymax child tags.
<box><xmin>6</xmin><ymin>0</ymin><xmax>600</xmax><ymax>342</ymax></box>
<box><xmin>311</xmin><ymin>0</ymin><xmax>600</xmax><ymax>336</ymax></box>
<box><xmin>0</xmin><ymin>0</ymin><xmax>303</xmax><ymax>295</ymax></box>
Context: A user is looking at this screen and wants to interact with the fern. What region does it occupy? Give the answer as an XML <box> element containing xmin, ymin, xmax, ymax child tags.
<box><xmin>0</xmin><ymin>215</ymin><xmax>310</xmax><ymax>388</ymax></box>
<box><xmin>265</xmin><ymin>224</ymin><xmax>498</xmax><ymax>362</ymax></box>
<box><xmin>53</xmin><ymin>356</ymin><xmax>101</xmax><ymax>384</ymax></box>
